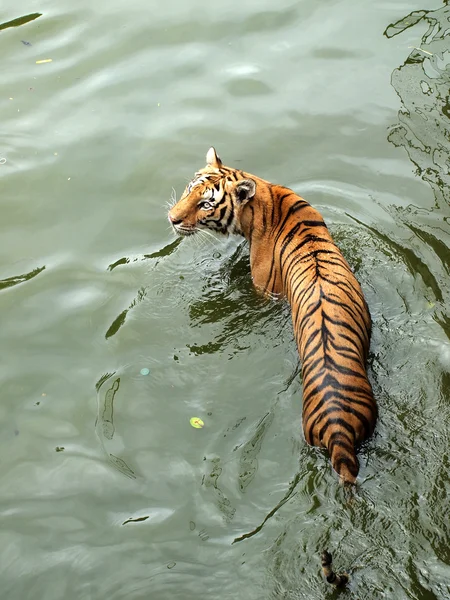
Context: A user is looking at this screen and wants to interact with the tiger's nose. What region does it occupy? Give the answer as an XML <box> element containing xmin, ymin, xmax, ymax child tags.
<box><xmin>168</xmin><ymin>213</ymin><xmax>182</xmax><ymax>225</ymax></box>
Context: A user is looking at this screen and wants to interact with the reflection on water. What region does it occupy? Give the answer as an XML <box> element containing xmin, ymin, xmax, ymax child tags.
<box><xmin>0</xmin><ymin>265</ymin><xmax>45</xmax><ymax>291</ymax></box>
<box><xmin>345</xmin><ymin>216</ymin><xmax>444</xmax><ymax>304</ymax></box>
<box><xmin>202</xmin><ymin>412</ymin><xmax>279</xmax><ymax>525</ymax></box>
<box><xmin>383</xmin><ymin>12</ymin><xmax>450</xmax><ymax>595</ymax></box>
<box><xmin>107</xmin><ymin>239</ymin><xmax>182</xmax><ymax>272</ymax></box>
<box><xmin>101</xmin><ymin>377</ymin><xmax>119</xmax><ymax>440</ymax></box>
<box><xmin>188</xmin><ymin>243</ymin><xmax>289</xmax><ymax>357</ymax></box>
<box><xmin>238</xmin><ymin>411</ymin><xmax>274</xmax><ymax>493</ymax></box>
<box><xmin>385</xmin><ymin>3</ymin><xmax>450</xmax><ymax>207</ymax></box>
<box><xmin>0</xmin><ymin>13</ymin><xmax>41</xmax><ymax>32</ymax></box>
<box><xmin>385</xmin><ymin>1</ymin><xmax>450</xmax><ymax>349</ymax></box>
<box><xmin>202</xmin><ymin>456</ymin><xmax>236</xmax><ymax>523</ymax></box>
<box><xmin>105</xmin><ymin>239</ymin><xmax>182</xmax><ymax>338</ymax></box>
<box><xmin>234</xmin><ymin>472</ymin><xmax>300</xmax><ymax>544</ymax></box>
<box><xmin>95</xmin><ymin>371</ymin><xmax>136</xmax><ymax>479</ymax></box>
<box><xmin>105</xmin><ymin>287</ymin><xmax>146</xmax><ymax>339</ymax></box>
<box><xmin>122</xmin><ymin>515</ymin><xmax>149</xmax><ymax>525</ymax></box>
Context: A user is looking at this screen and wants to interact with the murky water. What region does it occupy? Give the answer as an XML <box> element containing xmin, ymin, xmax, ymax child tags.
<box><xmin>1</xmin><ymin>1</ymin><xmax>449</xmax><ymax>598</ymax></box>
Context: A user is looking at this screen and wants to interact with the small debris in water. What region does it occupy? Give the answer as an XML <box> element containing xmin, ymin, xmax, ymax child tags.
<box><xmin>36</xmin><ymin>58</ymin><xmax>52</xmax><ymax>64</ymax></box>
<box><xmin>167</xmin><ymin>562</ymin><xmax>176</xmax><ymax>569</ymax></box>
<box><xmin>140</xmin><ymin>367</ymin><xmax>150</xmax><ymax>376</ymax></box>
<box><xmin>190</xmin><ymin>417</ymin><xmax>204</xmax><ymax>429</ymax></box>
<box><xmin>55</xmin><ymin>447</ymin><xmax>65</xmax><ymax>452</ymax></box>
<box><xmin>21</xmin><ymin>40</ymin><xmax>32</xmax><ymax>46</ymax></box>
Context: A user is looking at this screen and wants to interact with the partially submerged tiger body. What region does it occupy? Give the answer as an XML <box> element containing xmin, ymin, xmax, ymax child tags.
<box><xmin>168</xmin><ymin>148</ymin><xmax>377</xmax><ymax>484</ymax></box>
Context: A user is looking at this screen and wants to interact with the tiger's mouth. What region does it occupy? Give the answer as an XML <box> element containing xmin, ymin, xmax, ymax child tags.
<box><xmin>171</xmin><ymin>223</ymin><xmax>197</xmax><ymax>237</ymax></box>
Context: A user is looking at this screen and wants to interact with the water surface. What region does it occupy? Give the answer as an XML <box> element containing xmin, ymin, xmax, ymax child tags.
<box><xmin>0</xmin><ymin>1</ymin><xmax>449</xmax><ymax>599</ymax></box>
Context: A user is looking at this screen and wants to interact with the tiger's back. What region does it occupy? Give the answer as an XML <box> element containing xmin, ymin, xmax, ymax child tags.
<box><xmin>168</xmin><ymin>148</ymin><xmax>377</xmax><ymax>484</ymax></box>
<box><xmin>279</xmin><ymin>201</ymin><xmax>376</xmax><ymax>482</ymax></box>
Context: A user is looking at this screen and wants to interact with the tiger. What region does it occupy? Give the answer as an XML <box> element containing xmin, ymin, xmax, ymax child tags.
<box><xmin>168</xmin><ymin>147</ymin><xmax>377</xmax><ymax>485</ymax></box>
<box><xmin>321</xmin><ymin>550</ymin><xmax>349</xmax><ymax>587</ymax></box>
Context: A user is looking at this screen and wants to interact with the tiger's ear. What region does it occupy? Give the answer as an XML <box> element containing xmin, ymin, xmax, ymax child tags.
<box><xmin>234</xmin><ymin>179</ymin><xmax>256</xmax><ymax>204</ymax></box>
<box><xmin>206</xmin><ymin>147</ymin><xmax>222</xmax><ymax>168</ymax></box>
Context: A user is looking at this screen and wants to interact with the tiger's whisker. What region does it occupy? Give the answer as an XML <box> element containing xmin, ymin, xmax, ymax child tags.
<box><xmin>198</xmin><ymin>228</ymin><xmax>217</xmax><ymax>242</ymax></box>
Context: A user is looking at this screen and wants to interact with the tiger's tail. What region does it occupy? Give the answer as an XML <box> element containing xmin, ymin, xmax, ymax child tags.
<box><xmin>327</xmin><ymin>430</ymin><xmax>359</xmax><ymax>485</ymax></box>
<box><xmin>321</xmin><ymin>550</ymin><xmax>349</xmax><ymax>587</ymax></box>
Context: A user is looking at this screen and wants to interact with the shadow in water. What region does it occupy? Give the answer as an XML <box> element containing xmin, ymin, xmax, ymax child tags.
<box><xmin>384</xmin><ymin>2</ymin><xmax>450</xmax><ymax>208</ymax></box>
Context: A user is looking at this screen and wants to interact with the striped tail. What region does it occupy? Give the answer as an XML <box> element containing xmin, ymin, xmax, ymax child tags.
<box><xmin>327</xmin><ymin>430</ymin><xmax>359</xmax><ymax>485</ymax></box>
<box><xmin>321</xmin><ymin>550</ymin><xmax>349</xmax><ymax>587</ymax></box>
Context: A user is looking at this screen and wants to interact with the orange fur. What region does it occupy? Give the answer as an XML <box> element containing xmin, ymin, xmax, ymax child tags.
<box><xmin>169</xmin><ymin>148</ymin><xmax>377</xmax><ymax>483</ymax></box>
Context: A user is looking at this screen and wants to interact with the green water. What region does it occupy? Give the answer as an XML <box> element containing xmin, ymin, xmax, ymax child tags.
<box><xmin>1</xmin><ymin>1</ymin><xmax>449</xmax><ymax>598</ymax></box>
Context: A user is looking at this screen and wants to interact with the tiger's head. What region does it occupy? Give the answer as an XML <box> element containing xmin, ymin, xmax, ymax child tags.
<box><xmin>168</xmin><ymin>147</ymin><xmax>256</xmax><ymax>237</ymax></box>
